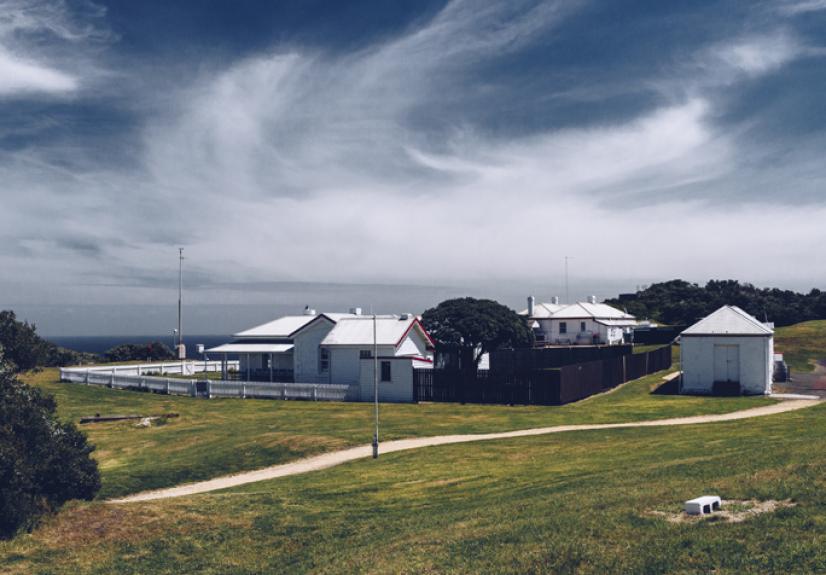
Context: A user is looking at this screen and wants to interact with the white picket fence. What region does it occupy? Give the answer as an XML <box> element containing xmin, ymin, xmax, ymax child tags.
<box><xmin>61</xmin><ymin>360</ymin><xmax>238</xmax><ymax>377</ymax></box>
<box><xmin>59</xmin><ymin>368</ymin><xmax>350</xmax><ymax>402</ymax></box>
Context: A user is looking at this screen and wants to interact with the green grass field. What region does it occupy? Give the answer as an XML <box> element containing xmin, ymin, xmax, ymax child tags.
<box><xmin>22</xmin><ymin>365</ymin><xmax>769</xmax><ymax>500</ymax></box>
<box><xmin>2</xmin><ymin>399</ymin><xmax>824</xmax><ymax>574</ymax></box>
<box><xmin>775</xmin><ymin>320</ymin><xmax>826</xmax><ymax>372</ymax></box>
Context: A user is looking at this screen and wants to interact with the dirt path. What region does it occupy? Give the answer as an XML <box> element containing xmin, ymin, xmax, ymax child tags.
<box><xmin>110</xmin><ymin>398</ymin><xmax>821</xmax><ymax>504</ymax></box>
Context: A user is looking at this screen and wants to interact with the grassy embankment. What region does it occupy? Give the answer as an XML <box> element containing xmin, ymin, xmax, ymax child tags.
<box><xmin>2</xmin><ymin>399</ymin><xmax>824</xmax><ymax>574</ymax></box>
<box><xmin>23</xmin><ymin>361</ymin><xmax>770</xmax><ymax>500</ymax></box>
<box><xmin>775</xmin><ymin>320</ymin><xmax>826</xmax><ymax>372</ymax></box>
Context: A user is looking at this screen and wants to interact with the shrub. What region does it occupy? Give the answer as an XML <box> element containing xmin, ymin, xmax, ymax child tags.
<box><xmin>0</xmin><ymin>358</ymin><xmax>100</xmax><ymax>538</ymax></box>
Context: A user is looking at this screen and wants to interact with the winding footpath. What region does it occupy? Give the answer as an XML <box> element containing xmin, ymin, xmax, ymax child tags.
<box><xmin>110</xmin><ymin>398</ymin><xmax>821</xmax><ymax>504</ymax></box>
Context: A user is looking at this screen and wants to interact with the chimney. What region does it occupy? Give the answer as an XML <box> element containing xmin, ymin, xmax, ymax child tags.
<box><xmin>527</xmin><ymin>295</ymin><xmax>535</xmax><ymax>316</ymax></box>
<box><xmin>551</xmin><ymin>296</ymin><xmax>559</xmax><ymax>305</ymax></box>
<box><xmin>349</xmin><ymin>307</ymin><xmax>363</xmax><ymax>316</ymax></box>
<box><xmin>588</xmin><ymin>295</ymin><xmax>597</xmax><ymax>304</ymax></box>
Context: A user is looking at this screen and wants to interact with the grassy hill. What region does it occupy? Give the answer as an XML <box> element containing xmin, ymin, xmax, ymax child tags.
<box><xmin>21</xmin><ymin>365</ymin><xmax>770</xmax><ymax>500</ymax></box>
<box><xmin>2</xmin><ymin>400</ymin><xmax>824</xmax><ymax>574</ymax></box>
<box><xmin>774</xmin><ymin>320</ymin><xmax>826</xmax><ymax>372</ymax></box>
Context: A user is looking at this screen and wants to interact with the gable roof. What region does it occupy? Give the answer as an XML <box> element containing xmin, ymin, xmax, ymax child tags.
<box><xmin>681</xmin><ymin>306</ymin><xmax>773</xmax><ymax>336</ymax></box>
<box><xmin>321</xmin><ymin>315</ymin><xmax>433</xmax><ymax>347</ymax></box>
<box><xmin>549</xmin><ymin>302</ymin><xmax>636</xmax><ymax>321</ymax></box>
<box><xmin>233</xmin><ymin>313</ymin><xmax>349</xmax><ymax>339</ymax></box>
<box><xmin>519</xmin><ymin>302</ymin><xmax>566</xmax><ymax>318</ymax></box>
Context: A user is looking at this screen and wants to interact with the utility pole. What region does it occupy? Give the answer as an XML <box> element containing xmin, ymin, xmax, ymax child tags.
<box><xmin>564</xmin><ymin>255</ymin><xmax>573</xmax><ymax>304</ymax></box>
<box><xmin>372</xmin><ymin>311</ymin><xmax>379</xmax><ymax>459</ymax></box>
<box><xmin>177</xmin><ymin>247</ymin><xmax>184</xmax><ymax>359</ymax></box>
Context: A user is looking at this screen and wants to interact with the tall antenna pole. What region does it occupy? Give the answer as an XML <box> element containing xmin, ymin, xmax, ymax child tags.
<box><xmin>564</xmin><ymin>255</ymin><xmax>571</xmax><ymax>304</ymax></box>
<box><xmin>177</xmin><ymin>247</ymin><xmax>184</xmax><ymax>358</ymax></box>
<box><xmin>372</xmin><ymin>310</ymin><xmax>379</xmax><ymax>459</ymax></box>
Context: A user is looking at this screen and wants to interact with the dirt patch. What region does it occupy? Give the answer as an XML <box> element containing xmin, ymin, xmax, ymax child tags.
<box><xmin>649</xmin><ymin>499</ymin><xmax>796</xmax><ymax>524</ymax></box>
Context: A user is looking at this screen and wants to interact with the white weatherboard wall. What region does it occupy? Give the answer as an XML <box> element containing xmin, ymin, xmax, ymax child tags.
<box><xmin>293</xmin><ymin>317</ymin><xmax>336</xmax><ymax>383</ymax></box>
<box><xmin>681</xmin><ymin>335</ymin><xmax>773</xmax><ymax>395</ymax></box>
<box><xmin>358</xmin><ymin>358</ymin><xmax>416</xmax><ymax>403</ymax></box>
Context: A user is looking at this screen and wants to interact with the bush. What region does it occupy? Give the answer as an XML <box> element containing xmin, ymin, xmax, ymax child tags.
<box><xmin>0</xmin><ymin>310</ymin><xmax>97</xmax><ymax>370</ymax></box>
<box><xmin>104</xmin><ymin>341</ymin><xmax>175</xmax><ymax>362</ymax></box>
<box><xmin>0</xmin><ymin>359</ymin><xmax>100</xmax><ymax>538</ymax></box>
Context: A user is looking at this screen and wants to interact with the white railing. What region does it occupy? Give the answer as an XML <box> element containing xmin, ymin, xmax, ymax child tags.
<box><xmin>61</xmin><ymin>360</ymin><xmax>239</xmax><ymax>377</ymax></box>
<box><xmin>59</xmin><ymin>367</ymin><xmax>350</xmax><ymax>402</ymax></box>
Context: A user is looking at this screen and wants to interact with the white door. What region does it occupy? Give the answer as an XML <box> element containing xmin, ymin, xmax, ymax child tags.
<box><xmin>713</xmin><ymin>344</ymin><xmax>740</xmax><ymax>382</ymax></box>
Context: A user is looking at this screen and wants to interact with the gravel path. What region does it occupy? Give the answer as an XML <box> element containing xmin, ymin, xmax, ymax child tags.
<box><xmin>110</xmin><ymin>398</ymin><xmax>821</xmax><ymax>504</ymax></box>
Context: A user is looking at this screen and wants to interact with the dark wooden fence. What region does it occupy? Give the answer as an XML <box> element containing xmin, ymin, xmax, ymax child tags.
<box><xmin>414</xmin><ymin>345</ymin><xmax>672</xmax><ymax>406</ymax></box>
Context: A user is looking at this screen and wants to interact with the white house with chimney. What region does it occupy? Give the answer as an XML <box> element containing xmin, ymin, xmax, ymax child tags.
<box><xmin>679</xmin><ymin>305</ymin><xmax>774</xmax><ymax>395</ymax></box>
<box><xmin>520</xmin><ymin>296</ymin><xmax>637</xmax><ymax>345</ymax></box>
<box><xmin>208</xmin><ymin>307</ymin><xmax>434</xmax><ymax>402</ymax></box>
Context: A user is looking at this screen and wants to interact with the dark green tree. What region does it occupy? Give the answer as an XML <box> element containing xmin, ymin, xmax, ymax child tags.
<box><xmin>422</xmin><ymin>298</ymin><xmax>533</xmax><ymax>374</ymax></box>
<box><xmin>0</xmin><ymin>353</ymin><xmax>100</xmax><ymax>538</ymax></box>
<box><xmin>103</xmin><ymin>341</ymin><xmax>175</xmax><ymax>362</ymax></box>
<box><xmin>0</xmin><ymin>310</ymin><xmax>96</xmax><ymax>370</ymax></box>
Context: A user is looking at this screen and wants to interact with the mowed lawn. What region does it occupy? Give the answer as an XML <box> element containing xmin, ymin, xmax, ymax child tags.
<box><xmin>775</xmin><ymin>320</ymin><xmax>826</xmax><ymax>371</ymax></box>
<box><xmin>2</xmin><ymin>400</ymin><xmax>825</xmax><ymax>574</ymax></box>
<box><xmin>22</xmin><ymin>364</ymin><xmax>771</xmax><ymax>499</ymax></box>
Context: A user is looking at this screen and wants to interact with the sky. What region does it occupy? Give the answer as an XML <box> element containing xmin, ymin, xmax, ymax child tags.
<box><xmin>1</xmin><ymin>0</ymin><xmax>826</xmax><ymax>336</ymax></box>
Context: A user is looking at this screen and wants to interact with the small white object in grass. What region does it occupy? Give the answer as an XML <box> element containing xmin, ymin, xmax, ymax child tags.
<box><xmin>684</xmin><ymin>495</ymin><xmax>722</xmax><ymax>515</ymax></box>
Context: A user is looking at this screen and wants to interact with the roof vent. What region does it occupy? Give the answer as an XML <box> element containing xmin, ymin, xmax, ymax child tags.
<box><xmin>303</xmin><ymin>305</ymin><xmax>316</xmax><ymax>316</ymax></box>
<box><xmin>349</xmin><ymin>307</ymin><xmax>363</xmax><ymax>316</ymax></box>
<box><xmin>551</xmin><ymin>296</ymin><xmax>559</xmax><ymax>305</ymax></box>
<box><xmin>587</xmin><ymin>295</ymin><xmax>597</xmax><ymax>304</ymax></box>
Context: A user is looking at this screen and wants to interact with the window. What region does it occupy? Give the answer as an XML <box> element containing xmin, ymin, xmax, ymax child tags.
<box><xmin>359</xmin><ymin>349</ymin><xmax>373</xmax><ymax>359</ymax></box>
<box><xmin>319</xmin><ymin>348</ymin><xmax>330</xmax><ymax>373</ymax></box>
<box><xmin>580</xmin><ymin>321</ymin><xmax>586</xmax><ymax>332</ymax></box>
<box><xmin>380</xmin><ymin>361</ymin><xmax>392</xmax><ymax>382</ymax></box>
<box><xmin>559</xmin><ymin>322</ymin><xmax>567</xmax><ymax>334</ymax></box>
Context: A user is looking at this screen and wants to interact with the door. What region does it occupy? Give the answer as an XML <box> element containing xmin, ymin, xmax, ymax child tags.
<box><xmin>713</xmin><ymin>344</ymin><xmax>740</xmax><ymax>382</ymax></box>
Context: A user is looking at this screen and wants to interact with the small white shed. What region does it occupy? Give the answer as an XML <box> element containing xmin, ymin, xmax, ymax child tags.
<box><xmin>680</xmin><ymin>306</ymin><xmax>774</xmax><ymax>395</ymax></box>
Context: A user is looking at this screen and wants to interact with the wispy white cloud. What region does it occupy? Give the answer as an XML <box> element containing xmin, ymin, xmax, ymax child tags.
<box><xmin>777</xmin><ymin>0</ymin><xmax>826</xmax><ymax>15</ymax></box>
<box><xmin>0</xmin><ymin>0</ymin><xmax>109</xmax><ymax>97</ymax></box>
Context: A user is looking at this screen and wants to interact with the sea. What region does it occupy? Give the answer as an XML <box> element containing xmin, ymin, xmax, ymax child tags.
<box><xmin>48</xmin><ymin>335</ymin><xmax>231</xmax><ymax>357</ymax></box>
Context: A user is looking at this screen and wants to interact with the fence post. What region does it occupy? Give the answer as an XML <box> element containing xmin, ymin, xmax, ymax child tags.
<box><xmin>313</xmin><ymin>385</ymin><xmax>318</xmax><ymax>401</ymax></box>
<box><xmin>282</xmin><ymin>383</ymin><xmax>287</xmax><ymax>401</ymax></box>
<box><xmin>110</xmin><ymin>369</ymin><xmax>115</xmax><ymax>388</ymax></box>
<box><xmin>166</xmin><ymin>379</ymin><xmax>170</xmax><ymax>394</ymax></box>
<box><xmin>242</xmin><ymin>383</ymin><xmax>246</xmax><ymax>399</ymax></box>
<box><xmin>85</xmin><ymin>369</ymin><xmax>90</xmax><ymax>384</ymax></box>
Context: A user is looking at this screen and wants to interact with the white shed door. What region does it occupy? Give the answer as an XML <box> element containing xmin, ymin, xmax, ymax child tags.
<box><xmin>713</xmin><ymin>344</ymin><xmax>740</xmax><ymax>382</ymax></box>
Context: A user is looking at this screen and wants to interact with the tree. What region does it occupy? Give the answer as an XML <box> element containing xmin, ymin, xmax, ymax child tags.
<box><xmin>103</xmin><ymin>341</ymin><xmax>175</xmax><ymax>362</ymax></box>
<box><xmin>0</xmin><ymin>310</ymin><xmax>96</xmax><ymax>370</ymax></box>
<box><xmin>0</xmin><ymin>352</ymin><xmax>100</xmax><ymax>538</ymax></box>
<box><xmin>422</xmin><ymin>298</ymin><xmax>533</xmax><ymax>374</ymax></box>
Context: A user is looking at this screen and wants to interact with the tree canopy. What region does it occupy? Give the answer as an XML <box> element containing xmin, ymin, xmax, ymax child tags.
<box><xmin>422</xmin><ymin>298</ymin><xmax>533</xmax><ymax>369</ymax></box>
<box><xmin>604</xmin><ymin>279</ymin><xmax>826</xmax><ymax>327</ymax></box>
<box><xmin>103</xmin><ymin>341</ymin><xmax>175</xmax><ymax>363</ymax></box>
<box><xmin>0</xmin><ymin>354</ymin><xmax>100</xmax><ymax>538</ymax></box>
<box><xmin>0</xmin><ymin>310</ymin><xmax>95</xmax><ymax>371</ymax></box>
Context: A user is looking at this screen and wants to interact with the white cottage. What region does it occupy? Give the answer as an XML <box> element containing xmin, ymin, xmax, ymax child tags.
<box><xmin>521</xmin><ymin>296</ymin><xmax>636</xmax><ymax>345</ymax></box>
<box><xmin>320</xmin><ymin>314</ymin><xmax>434</xmax><ymax>402</ymax></box>
<box><xmin>207</xmin><ymin>309</ymin><xmax>434</xmax><ymax>402</ymax></box>
<box><xmin>680</xmin><ymin>306</ymin><xmax>774</xmax><ymax>395</ymax></box>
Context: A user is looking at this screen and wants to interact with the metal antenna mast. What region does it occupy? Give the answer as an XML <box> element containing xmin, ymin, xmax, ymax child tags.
<box><xmin>177</xmin><ymin>247</ymin><xmax>184</xmax><ymax>358</ymax></box>
<box><xmin>564</xmin><ymin>255</ymin><xmax>573</xmax><ymax>304</ymax></box>
<box><xmin>372</xmin><ymin>309</ymin><xmax>379</xmax><ymax>459</ymax></box>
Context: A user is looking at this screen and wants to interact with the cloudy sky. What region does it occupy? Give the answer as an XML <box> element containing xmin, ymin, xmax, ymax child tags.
<box><xmin>2</xmin><ymin>0</ymin><xmax>826</xmax><ymax>335</ymax></box>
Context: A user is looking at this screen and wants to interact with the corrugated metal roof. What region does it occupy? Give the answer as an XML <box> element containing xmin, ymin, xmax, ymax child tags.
<box><xmin>549</xmin><ymin>302</ymin><xmax>636</xmax><ymax>321</ymax></box>
<box><xmin>682</xmin><ymin>306</ymin><xmax>773</xmax><ymax>336</ymax></box>
<box><xmin>207</xmin><ymin>343</ymin><xmax>294</xmax><ymax>353</ymax></box>
<box><xmin>321</xmin><ymin>315</ymin><xmax>421</xmax><ymax>346</ymax></box>
<box><xmin>519</xmin><ymin>302</ymin><xmax>566</xmax><ymax>318</ymax></box>
<box><xmin>233</xmin><ymin>313</ymin><xmax>352</xmax><ymax>338</ymax></box>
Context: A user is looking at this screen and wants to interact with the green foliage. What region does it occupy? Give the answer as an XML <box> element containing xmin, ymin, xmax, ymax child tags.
<box><xmin>606</xmin><ymin>279</ymin><xmax>826</xmax><ymax>327</ymax></box>
<box><xmin>422</xmin><ymin>297</ymin><xmax>533</xmax><ymax>368</ymax></box>
<box><xmin>103</xmin><ymin>342</ymin><xmax>175</xmax><ymax>363</ymax></box>
<box><xmin>0</xmin><ymin>358</ymin><xmax>100</xmax><ymax>538</ymax></box>
<box><xmin>0</xmin><ymin>310</ymin><xmax>96</xmax><ymax>371</ymax></box>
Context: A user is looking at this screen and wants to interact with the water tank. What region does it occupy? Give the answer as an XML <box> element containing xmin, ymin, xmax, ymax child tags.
<box><xmin>527</xmin><ymin>295</ymin><xmax>535</xmax><ymax>316</ymax></box>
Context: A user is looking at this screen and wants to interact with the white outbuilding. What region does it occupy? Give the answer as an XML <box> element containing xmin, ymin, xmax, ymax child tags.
<box><xmin>680</xmin><ymin>306</ymin><xmax>774</xmax><ymax>395</ymax></box>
